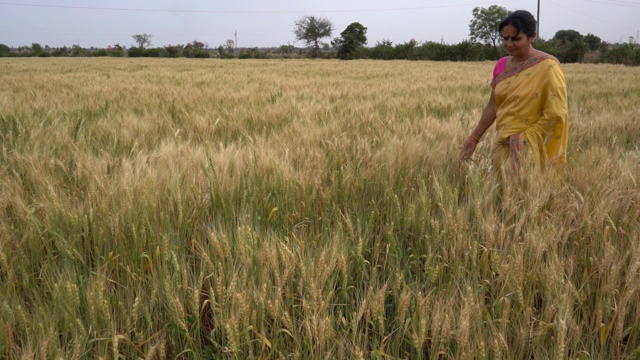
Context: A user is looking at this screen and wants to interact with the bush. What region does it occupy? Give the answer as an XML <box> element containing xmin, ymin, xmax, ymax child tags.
<box><xmin>192</xmin><ymin>49</ymin><xmax>210</xmax><ymax>58</ymax></box>
<box><xmin>0</xmin><ymin>44</ymin><xmax>10</xmax><ymax>57</ymax></box>
<box><xmin>393</xmin><ymin>39</ymin><xmax>418</xmax><ymax>60</ymax></box>
<box><xmin>127</xmin><ymin>47</ymin><xmax>143</xmax><ymax>57</ymax></box>
<box><xmin>367</xmin><ymin>40</ymin><xmax>394</xmax><ymax>60</ymax></box>
<box><xmin>603</xmin><ymin>44</ymin><xmax>640</xmax><ymax>65</ymax></box>
<box><xmin>239</xmin><ymin>48</ymin><xmax>267</xmax><ymax>59</ymax></box>
<box><xmin>144</xmin><ymin>48</ymin><xmax>164</xmax><ymax>57</ymax></box>
<box><xmin>108</xmin><ymin>46</ymin><xmax>125</xmax><ymax>57</ymax></box>
<box><xmin>164</xmin><ymin>45</ymin><xmax>182</xmax><ymax>58</ymax></box>
<box><xmin>51</xmin><ymin>49</ymin><xmax>68</xmax><ymax>57</ymax></box>
<box><xmin>92</xmin><ymin>49</ymin><xmax>109</xmax><ymax>57</ymax></box>
<box><xmin>534</xmin><ymin>39</ymin><xmax>560</xmax><ymax>59</ymax></box>
<box><xmin>71</xmin><ymin>45</ymin><xmax>85</xmax><ymax>57</ymax></box>
<box><xmin>414</xmin><ymin>42</ymin><xmax>447</xmax><ymax>61</ymax></box>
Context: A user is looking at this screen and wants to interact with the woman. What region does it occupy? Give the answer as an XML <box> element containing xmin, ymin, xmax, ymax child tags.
<box><xmin>459</xmin><ymin>10</ymin><xmax>568</xmax><ymax>174</ymax></box>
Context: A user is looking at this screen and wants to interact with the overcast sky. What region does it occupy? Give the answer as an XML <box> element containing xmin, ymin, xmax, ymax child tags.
<box><xmin>0</xmin><ymin>0</ymin><xmax>638</xmax><ymax>49</ymax></box>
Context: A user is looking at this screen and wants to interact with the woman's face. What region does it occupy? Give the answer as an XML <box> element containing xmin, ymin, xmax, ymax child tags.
<box><xmin>501</xmin><ymin>25</ymin><xmax>535</xmax><ymax>59</ymax></box>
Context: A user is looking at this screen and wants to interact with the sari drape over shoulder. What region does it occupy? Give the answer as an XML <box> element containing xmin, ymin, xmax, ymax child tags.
<box><xmin>490</xmin><ymin>54</ymin><xmax>568</xmax><ymax>171</ymax></box>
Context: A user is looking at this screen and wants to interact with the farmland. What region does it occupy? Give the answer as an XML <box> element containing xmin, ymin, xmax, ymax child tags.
<box><xmin>1</xmin><ymin>58</ymin><xmax>639</xmax><ymax>358</ymax></box>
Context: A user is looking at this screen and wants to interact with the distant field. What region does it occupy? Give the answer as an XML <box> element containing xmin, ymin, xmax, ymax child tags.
<box><xmin>1</xmin><ymin>58</ymin><xmax>639</xmax><ymax>359</ymax></box>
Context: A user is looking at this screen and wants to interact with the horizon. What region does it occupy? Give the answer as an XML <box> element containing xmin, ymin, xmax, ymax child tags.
<box><xmin>1</xmin><ymin>1</ymin><xmax>639</xmax><ymax>49</ymax></box>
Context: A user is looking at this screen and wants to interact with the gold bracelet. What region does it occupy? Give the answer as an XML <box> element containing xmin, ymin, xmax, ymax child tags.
<box><xmin>469</xmin><ymin>134</ymin><xmax>480</xmax><ymax>144</ymax></box>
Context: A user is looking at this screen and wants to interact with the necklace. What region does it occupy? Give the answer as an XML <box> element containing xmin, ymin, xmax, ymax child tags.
<box><xmin>512</xmin><ymin>50</ymin><xmax>535</xmax><ymax>68</ymax></box>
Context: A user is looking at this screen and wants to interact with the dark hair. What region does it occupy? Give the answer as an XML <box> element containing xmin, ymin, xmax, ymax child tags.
<box><xmin>499</xmin><ymin>10</ymin><xmax>537</xmax><ymax>37</ymax></box>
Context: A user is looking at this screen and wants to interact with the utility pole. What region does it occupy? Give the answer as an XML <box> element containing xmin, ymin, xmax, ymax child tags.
<box><xmin>235</xmin><ymin>30</ymin><xmax>238</xmax><ymax>56</ymax></box>
<box><xmin>536</xmin><ymin>0</ymin><xmax>540</xmax><ymax>37</ymax></box>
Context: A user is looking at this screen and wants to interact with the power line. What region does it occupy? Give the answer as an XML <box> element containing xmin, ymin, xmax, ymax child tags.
<box><xmin>579</xmin><ymin>0</ymin><xmax>640</xmax><ymax>7</ymax></box>
<box><xmin>0</xmin><ymin>0</ymin><xmax>518</xmax><ymax>14</ymax></box>
<box><xmin>591</xmin><ymin>0</ymin><xmax>640</xmax><ymax>3</ymax></box>
<box><xmin>0</xmin><ymin>27</ymin><xmax>244</xmax><ymax>37</ymax></box>
<box><xmin>544</xmin><ymin>0</ymin><xmax>636</xmax><ymax>30</ymax></box>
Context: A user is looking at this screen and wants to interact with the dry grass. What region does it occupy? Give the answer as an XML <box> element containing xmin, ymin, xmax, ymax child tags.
<box><xmin>0</xmin><ymin>57</ymin><xmax>639</xmax><ymax>359</ymax></box>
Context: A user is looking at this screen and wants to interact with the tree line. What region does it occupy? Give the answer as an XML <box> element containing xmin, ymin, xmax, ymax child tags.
<box><xmin>1</xmin><ymin>5</ymin><xmax>638</xmax><ymax>65</ymax></box>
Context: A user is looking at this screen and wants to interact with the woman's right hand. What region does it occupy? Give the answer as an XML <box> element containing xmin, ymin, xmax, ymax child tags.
<box><xmin>459</xmin><ymin>137</ymin><xmax>478</xmax><ymax>161</ymax></box>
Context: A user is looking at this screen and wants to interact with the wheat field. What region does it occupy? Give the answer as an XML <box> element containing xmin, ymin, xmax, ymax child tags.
<box><xmin>0</xmin><ymin>58</ymin><xmax>639</xmax><ymax>359</ymax></box>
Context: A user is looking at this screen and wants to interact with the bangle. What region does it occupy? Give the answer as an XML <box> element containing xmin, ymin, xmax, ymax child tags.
<box><xmin>469</xmin><ymin>134</ymin><xmax>480</xmax><ymax>144</ymax></box>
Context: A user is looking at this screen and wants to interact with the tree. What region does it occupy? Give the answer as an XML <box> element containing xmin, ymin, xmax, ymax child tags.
<box><xmin>584</xmin><ymin>33</ymin><xmax>602</xmax><ymax>51</ymax></box>
<box><xmin>31</xmin><ymin>43</ymin><xmax>43</xmax><ymax>55</ymax></box>
<box><xmin>603</xmin><ymin>43</ymin><xmax>639</xmax><ymax>65</ymax></box>
<box><xmin>333</xmin><ymin>22</ymin><xmax>368</xmax><ymax>60</ymax></box>
<box><xmin>566</xmin><ymin>40</ymin><xmax>588</xmax><ymax>63</ymax></box>
<box><xmin>293</xmin><ymin>15</ymin><xmax>334</xmax><ymax>58</ymax></box>
<box><xmin>394</xmin><ymin>39</ymin><xmax>419</xmax><ymax>60</ymax></box>
<box><xmin>532</xmin><ymin>37</ymin><xmax>559</xmax><ymax>58</ymax></box>
<box><xmin>369</xmin><ymin>40</ymin><xmax>394</xmax><ymax>60</ymax></box>
<box><xmin>225</xmin><ymin>39</ymin><xmax>235</xmax><ymax>54</ymax></box>
<box><xmin>553</xmin><ymin>30</ymin><xmax>587</xmax><ymax>63</ymax></box>
<box><xmin>469</xmin><ymin>5</ymin><xmax>509</xmax><ymax>59</ymax></box>
<box><xmin>279</xmin><ymin>44</ymin><xmax>294</xmax><ymax>54</ymax></box>
<box><xmin>183</xmin><ymin>40</ymin><xmax>208</xmax><ymax>58</ymax></box>
<box><xmin>132</xmin><ymin>33</ymin><xmax>153</xmax><ymax>49</ymax></box>
<box><xmin>164</xmin><ymin>44</ymin><xmax>182</xmax><ymax>58</ymax></box>
<box><xmin>0</xmin><ymin>43</ymin><xmax>10</xmax><ymax>56</ymax></box>
<box><xmin>554</xmin><ymin>30</ymin><xmax>583</xmax><ymax>43</ymax></box>
<box><xmin>71</xmin><ymin>45</ymin><xmax>85</xmax><ymax>57</ymax></box>
<box><xmin>108</xmin><ymin>44</ymin><xmax>125</xmax><ymax>57</ymax></box>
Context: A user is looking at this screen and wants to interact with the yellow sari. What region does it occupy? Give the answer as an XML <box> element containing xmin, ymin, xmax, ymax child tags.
<box><xmin>491</xmin><ymin>54</ymin><xmax>568</xmax><ymax>172</ymax></box>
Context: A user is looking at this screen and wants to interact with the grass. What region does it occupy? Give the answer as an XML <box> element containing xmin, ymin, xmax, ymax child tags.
<box><xmin>0</xmin><ymin>57</ymin><xmax>639</xmax><ymax>359</ymax></box>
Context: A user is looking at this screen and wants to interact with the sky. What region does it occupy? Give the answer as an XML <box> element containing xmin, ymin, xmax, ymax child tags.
<box><xmin>0</xmin><ymin>0</ymin><xmax>638</xmax><ymax>49</ymax></box>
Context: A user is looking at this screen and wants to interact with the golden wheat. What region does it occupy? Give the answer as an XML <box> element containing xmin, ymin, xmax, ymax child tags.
<box><xmin>0</xmin><ymin>58</ymin><xmax>638</xmax><ymax>358</ymax></box>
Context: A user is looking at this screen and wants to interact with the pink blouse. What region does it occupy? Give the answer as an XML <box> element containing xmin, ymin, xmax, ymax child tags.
<box><xmin>491</xmin><ymin>56</ymin><xmax>509</xmax><ymax>88</ymax></box>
